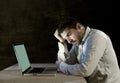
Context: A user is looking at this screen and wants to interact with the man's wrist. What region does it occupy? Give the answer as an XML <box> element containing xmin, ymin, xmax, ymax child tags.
<box><xmin>59</xmin><ymin>41</ymin><xmax>66</xmax><ymax>45</ymax></box>
<box><xmin>60</xmin><ymin>42</ymin><xmax>65</xmax><ymax>44</ymax></box>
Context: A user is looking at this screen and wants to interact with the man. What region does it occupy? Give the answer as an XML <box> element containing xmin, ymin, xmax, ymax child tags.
<box><xmin>54</xmin><ymin>17</ymin><xmax>120</xmax><ymax>83</ymax></box>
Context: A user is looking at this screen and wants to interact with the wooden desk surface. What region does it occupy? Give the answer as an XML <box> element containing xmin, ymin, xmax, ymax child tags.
<box><xmin>0</xmin><ymin>63</ymin><xmax>86</xmax><ymax>83</ymax></box>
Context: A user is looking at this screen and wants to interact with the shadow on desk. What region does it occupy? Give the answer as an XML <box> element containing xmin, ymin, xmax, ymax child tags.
<box><xmin>0</xmin><ymin>63</ymin><xmax>87</xmax><ymax>83</ymax></box>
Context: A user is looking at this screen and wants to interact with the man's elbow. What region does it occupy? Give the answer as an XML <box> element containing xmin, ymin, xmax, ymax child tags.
<box><xmin>79</xmin><ymin>64</ymin><xmax>94</xmax><ymax>77</ymax></box>
<box><xmin>83</xmin><ymin>70</ymin><xmax>93</xmax><ymax>77</ymax></box>
<box><xmin>75</xmin><ymin>68</ymin><xmax>93</xmax><ymax>77</ymax></box>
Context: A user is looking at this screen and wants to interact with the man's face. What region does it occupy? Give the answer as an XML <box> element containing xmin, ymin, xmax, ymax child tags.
<box><xmin>61</xmin><ymin>26</ymin><xmax>83</xmax><ymax>46</ymax></box>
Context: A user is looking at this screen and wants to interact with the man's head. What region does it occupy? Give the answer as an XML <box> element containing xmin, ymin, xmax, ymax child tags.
<box><xmin>57</xmin><ymin>17</ymin><xmax>85</xmax><ymax>46</ymax></box>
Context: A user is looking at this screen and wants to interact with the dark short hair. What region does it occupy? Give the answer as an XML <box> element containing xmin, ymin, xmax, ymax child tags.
<box><xmin>57</xmin><ymin>17</ymin><xmax>80</xmax><ymax>33</ymax></box>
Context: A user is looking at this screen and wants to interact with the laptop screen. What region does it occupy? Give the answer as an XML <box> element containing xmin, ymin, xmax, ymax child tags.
<box><xmin>13</xmin><ymin>44</ymin><xmax>31</xmax><ymax>72</ymax></box>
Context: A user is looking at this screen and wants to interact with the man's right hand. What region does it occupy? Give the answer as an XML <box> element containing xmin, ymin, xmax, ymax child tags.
<box><xmin>54</xmin><ymin>29</ymin><xmax>65</xmax><ymax>43</ymax></box>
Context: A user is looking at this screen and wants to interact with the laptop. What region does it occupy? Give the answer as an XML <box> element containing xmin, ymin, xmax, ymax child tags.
<box><xmin>13</xmin><ymin>43</ymin><xmax>57</xmax><ymax>76</ymax></box>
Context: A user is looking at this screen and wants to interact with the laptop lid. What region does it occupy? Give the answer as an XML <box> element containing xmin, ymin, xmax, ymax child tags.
<box><xmin>13</xmin><ymin>43</ymin><xmax>57</xmax><ymax>76</ymax></box>
<box><xmin>13</xmin><ymin>44</ymin><xmax>31</xmax><ymax>73</ymax></box>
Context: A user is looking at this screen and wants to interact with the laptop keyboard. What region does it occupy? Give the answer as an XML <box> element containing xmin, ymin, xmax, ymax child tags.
<box><xmin>30</xmin><ymin>67</ymin><xmax>45</xmax><ymax>73</ymax></box>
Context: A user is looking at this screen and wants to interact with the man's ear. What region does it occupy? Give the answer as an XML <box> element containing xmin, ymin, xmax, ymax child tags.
<box><xmin>76</xmin><ymin>23</ymin><xmax>82</xmax><ymax>31</ymax></box>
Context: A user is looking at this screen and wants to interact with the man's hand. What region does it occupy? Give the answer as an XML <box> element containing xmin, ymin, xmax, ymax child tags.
<box><xmin>54</xmin><ymin>29</ymin><xmax>65</xmax><ymax>43</ymax></box>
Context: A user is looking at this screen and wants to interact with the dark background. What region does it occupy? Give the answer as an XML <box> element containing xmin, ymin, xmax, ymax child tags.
<box><xmin>0</xmin><ymin>0</ymin><xmax>118</xmax><ymax>70</ymax></box>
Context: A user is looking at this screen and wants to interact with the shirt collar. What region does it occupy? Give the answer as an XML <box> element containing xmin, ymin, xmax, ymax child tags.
<box><xmin>80</xmin><ymin>26</ymin><xmax>91</xmax><ymax>45</ymax></box>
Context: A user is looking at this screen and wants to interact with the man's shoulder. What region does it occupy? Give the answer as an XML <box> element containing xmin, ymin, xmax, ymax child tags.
<box><xmin>91</xmin><ymin>29</ymin><xmax>108</xmax><ymax>39</ymax></box>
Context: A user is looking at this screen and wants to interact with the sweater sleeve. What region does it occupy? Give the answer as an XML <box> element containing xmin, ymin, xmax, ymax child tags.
<box><xmin>57</xmin><ymin>42</ymin><xmax>68</xmax><ymax>61</ymax></box>
<box><xmin>57</xmin><ymin>42</ymin><xmax>78</xmax><ymax>64</ymax></box>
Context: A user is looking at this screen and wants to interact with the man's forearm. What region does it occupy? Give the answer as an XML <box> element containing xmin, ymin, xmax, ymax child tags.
<box><xmin>57</xmin><ymin>42</ymin><xmax>68</xmax><ymax>61</ymax></box>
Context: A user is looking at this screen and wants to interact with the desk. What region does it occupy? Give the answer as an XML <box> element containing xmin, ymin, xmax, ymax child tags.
<box><xmin>0</xmin><ymin>63</ymin><xmax>86</xmax><ymax>83</ymax></box>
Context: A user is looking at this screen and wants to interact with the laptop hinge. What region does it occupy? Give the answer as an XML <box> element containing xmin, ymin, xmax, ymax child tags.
<box><xmin>23</xmin><ymin>66</ymin><xmax>32</xmax><ymax>74</ymax></box>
